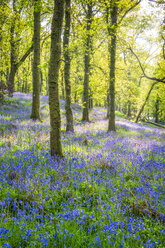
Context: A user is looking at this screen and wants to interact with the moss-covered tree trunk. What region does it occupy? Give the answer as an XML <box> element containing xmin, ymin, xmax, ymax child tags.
<box><xmin>107</xmin><ymin>1</ymin><xmax>118</xmax><ymax>131</ymax></box>
<box><xmin>48</xmin><ymin>0</ymin><xmax>64</xmax><ymax>157</ymax></box>
<box><xmin>63</xmin><ymin>0</ymin><xmax>74</xmax><ymax>132</ymax></box>
<box><xmin>82</xmin><ymin>1</ymin><xmax>93</xmax><ymax>122</ymax></box>
<box><xmin>30</xmin><ymin>0</ymin><xmax>41</xmax><ymax>120</ymax></box>
<box><xmin>60</xmin><ymin>70</ymin><xmax>65</xmax><ymax>100</ymax></box>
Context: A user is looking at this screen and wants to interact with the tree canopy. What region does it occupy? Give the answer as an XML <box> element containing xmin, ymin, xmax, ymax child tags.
<box><xmin>1</xmin><ymin>0</ymin><xmax>165</xmax><ymax>131</ymax></box>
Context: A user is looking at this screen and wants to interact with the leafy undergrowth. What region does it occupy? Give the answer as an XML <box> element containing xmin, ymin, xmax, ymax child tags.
<box><xmin>0</xmin><ymin>93</ymin><xmax>165</xmax><ymax>248</ymax></box>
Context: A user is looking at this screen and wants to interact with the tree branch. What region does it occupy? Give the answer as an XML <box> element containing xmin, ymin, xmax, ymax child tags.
<box><xmin>92</xmin><ymin>64</ymin><xmax>108</xmax><ymax>76</ymax></box>
<box><xmin>80</xmin><ymin>1</ymin><xmax>87</xmax><ymax>15</ymax></box>
<box><xmin>15</xmin><ymin>42</ymin><xmax>33</xmax><ymax>70</ymax></box>
<box><xmin>129</xmin><ymin>46</ymin><xmax>165</xmax><ymax>84</ymax></box>
<box><xmin>118</xmin><ymin>0</ymin><xmax>141</xmax><ymax>25</ymax></box>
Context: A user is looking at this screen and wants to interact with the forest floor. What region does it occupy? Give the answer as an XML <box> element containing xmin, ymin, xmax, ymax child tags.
<box><xmin>0</xmin><ymin>92</ymin><xmax>165</xmax><ymax>248</ymax></box>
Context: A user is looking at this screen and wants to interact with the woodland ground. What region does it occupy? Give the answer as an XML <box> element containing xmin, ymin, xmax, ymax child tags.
<box><xmin>0</xmin><ymin>92</ymin><xmax>165</xmax><ymax>248</ymax></box>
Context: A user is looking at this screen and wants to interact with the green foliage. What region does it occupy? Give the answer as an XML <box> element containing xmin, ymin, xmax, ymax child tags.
<box><xmin>1</xmin><ymin>0</ymin><xmax>164</xmax><ymax>124</ymax></box>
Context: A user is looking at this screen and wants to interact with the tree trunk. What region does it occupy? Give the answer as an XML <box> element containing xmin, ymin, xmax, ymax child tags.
<box><xmin>60</xmin><ymin>70</ymin><xmax>65</xmax><ymax>100</ymax></box>
<box><xmin>48</xmin><ymin>0</ymin><xmax>64</xmax><ymax>157</ymax></box>
<box><xmin>82</xmin><ymin>2</ymin><xmax>93</xmax><ymax>122</ymax></box>
<box><xmin>74</xmin><ymin>59</ymin><xmax>80</xmax><ymax>104</ymax></box>
<box><xmin>25</xmin><ymin>78</ymin><xmax>28</xmax><ymax>93</ymax></box>
<box><xmin>63</xmin><ymin>0</ymin><xmax>74</xmax><ymax>132</ymax></box>
<box><xmin>74</xmin><ymin>92</ymin><xmax>77</xmax><ymax>103</ymax></box>
<box><xmin>30</xmin><ymin>0</ymin><xmax>41</xmax><ymax>120</ymax></box>
<box><xmin>46</xmin><ymin>75</ymin><xmax>48</xmax><ymax>95</ymax></box>
<box><xmin>45</xmin><ymin>65</ymin><xmax>48</xmax><ymax>95</ymax></box>
<box><xmin>22</xmin><ymin>68</ymin><xmax>25</xmax><ymax>92</ymax></box>
<box><xmin>89</xmin><ymin>88</ymin><xmax>93</xmax><ymax>109</ymax></box>
<box><xmin>147</xmin><ymin>109</ymin><xmax>150</xmax><ymax>121</ymax></box>
<box><xmin>155</xmin><ymin>95</ymin><xmax>159</xmax><ymax>123</ymax></box>
<box><xmin>135</xmin><ymin>82</ymin><xmax>158</xmax><ymax>123</ymax></box>
<box><xmin>8</xmin><ymin>0</ymin><xmax>17</xmax><ymax>97</ymax></box>
<box><xmin>8</xmin><ymin>66</ymin><xmax>16</xmax><ymax>96</ymax></box>
<box><xmin>107</xmin><ymin>90</ymin><xmax>110</xmax><ymax>118</ymax></box>
<box><xmin>107</xmin><ymin>1</ymin><xmax>118</xmax><ymax>131</ymax></box>
<box><xmin>40</xmin><ymin>70</ymin><xmax>43</xmax><ymax>94</ymax></box>
<box><xmin>22</xmin><ymin>81</ymin><xmax>24</xmax><ymax>93</ymax></box>
<box><xmin>127</xmin><ymin>101</ymin><xmax>131</xmax><ymax>118</ymax></box>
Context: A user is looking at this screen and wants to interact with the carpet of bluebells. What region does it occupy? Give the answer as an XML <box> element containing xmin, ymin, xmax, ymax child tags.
<box><xmin>0</xmin><ymin>92</ymin><xmax>165</xmax><ymax>248</ymax></box>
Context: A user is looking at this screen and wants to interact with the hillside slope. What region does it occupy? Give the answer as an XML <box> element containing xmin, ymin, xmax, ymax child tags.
<box><xmin>0</xmin><ymin>92</ymin><xmax>165</xmax><ymax>247</ymax></box>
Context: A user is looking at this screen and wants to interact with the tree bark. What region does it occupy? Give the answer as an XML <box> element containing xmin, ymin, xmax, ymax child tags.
<box><xmin>40</xmin><ymin>71</ymin><xmax>43</xmax><ymax>94</ymax></box>
<box><xmin>89</xmin><ymin>88</ymin><xmax>93</xmax><ymax>109</ymax></box>
<box><xmin>82</xmin><ymin>1</ymin><xmax>93</xmax><ymax>122</ymax></box>
<box><xmin>30</xmin><ymin>0</ymin><xmax>41</xmax><ymax>120</ymax></box>
<box><xmin>63</xmin><ymin>0</ymin><xmax>74</xmax><ymax>132</ymax></box>
<box><xmin>8</xmin><ymin>64</ymin><xmax>16</xmax><ymax>97</ymax></box>
<box><xmin>135</xmin><ymin>82</ymin><xmax>158</xmax><ymax>123</ymax></box>
<box><xmin>107</xmin><ymin>1</ymin><xmax>118</xmax><ymax>131</ymax></box>
<box><xmin>25</xmin><ymin>78</ymin><xmax>28</xmax><ymax>93</ymax></box>
<box><xmin>48</xmin><ymin>0</ymin><xmax>64</xmax><ymax>157</ymax></box>
<box><xmin>127</xmin><ymin>100</ymin><xmax>131</xmax><ymax>118</ymax></box>
<box><xmin>60</xmin><ymin>69</ymin><xmax>65</xmax><ymax>100</ymax></box>
<box><xmin>155</xmin><ymin>95</ymin><xmax>159</xmax><ymax>123</ymax></box>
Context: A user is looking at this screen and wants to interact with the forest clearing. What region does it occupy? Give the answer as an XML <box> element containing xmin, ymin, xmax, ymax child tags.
<box><xmin>0</xmin><ymin>93</ymin><xmax>165</xmax><ymax>247</ymax></box>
